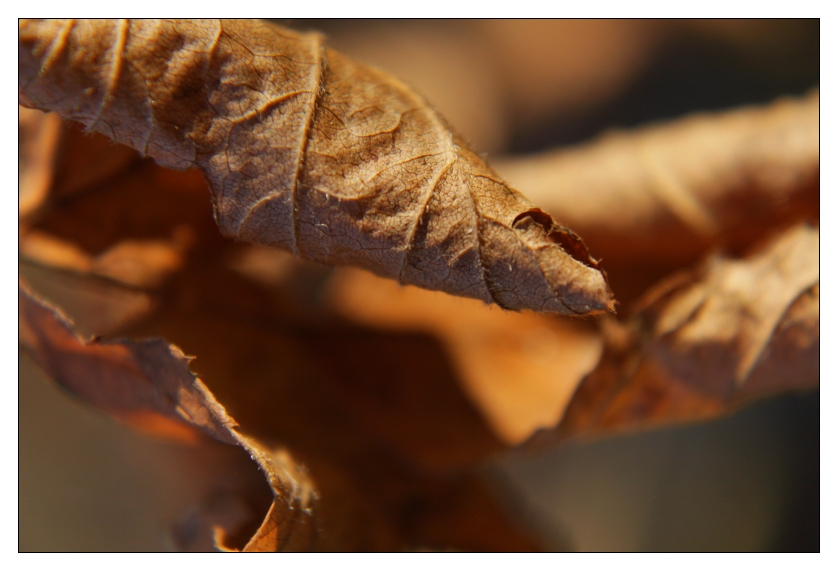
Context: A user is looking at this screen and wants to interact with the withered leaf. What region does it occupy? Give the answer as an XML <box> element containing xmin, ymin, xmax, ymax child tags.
<box><xmin>20</xmin><ymin>260</ymin><xmax>542</xmax><ymax>551</ymax></box>
<box><xmin>544</xmin><ymin>224</ymin><xmax>819</xmax><ymax>446</ymax></box>
<box><xmin>497</xmin><ymin>92</ymin><xmax>819</xmax><ymax>303</ymax></box>
<box><xmin>329</xmin><ymin>224</ymin><xmax>818</xmax><ymax>448</ymax></box>
<box><xmin>18</xmin><ymin>280</ymin><xmax>364</xmax><ymax>551</ymax></box>
<box><xmin>18</xmin><ymin>127</ymin><xmax>541</xmax><ymax>550</ymax></box>
<box><xmin>18</xmin><ymin>18</ymin><xmax>613</xmax><ymax>315</ymax></box>
<box><xmin>20</xmin><ymin>137</ymin><xmax>225</xmax><ymax>292</ymax></box>
<box><xmin>119</xmin><ymin>260</ymin><xmax>539</xmax><ymax>551</ymax></box>
<box><xmin>19</xmin><ymin>24</ymin><xmax>819</xmax><ymax>552</ymax></box>
<box><xmin>19</xmin><ymin>259</ymin><xmax>154</xmax><ymax>338</ymax></box>
<box><xmin>20</xmin><ymin>106</ymin><xmax>140</xmax><ymax>223</ymax></box>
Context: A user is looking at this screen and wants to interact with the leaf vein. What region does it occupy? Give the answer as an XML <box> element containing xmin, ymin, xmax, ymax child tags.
<box><xmin>288</xmin><ymin>34</ymin><xmax>324</xmax><ymax>256</ymax></box>
<box><xmin>89</xmin><ymin>19</ymin><xmax>129</xmax><ymax>134</ymax></box>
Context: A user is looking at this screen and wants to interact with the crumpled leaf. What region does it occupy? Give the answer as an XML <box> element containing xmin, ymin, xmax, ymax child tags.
<box><xmin>537</xmin><ymin>224</ymin><xmax>819</xmax><ymax>446</ymax></box>
<box><xmin>496</xmin><ymin>91</ymin><xmax>819</xmax><ymax>303</ymax></box>
<box><xmin>19</xmin><ymin>281</ymin><xmax>329</xmax><ymax>551</ymax></box>
<box><xmin>18</xmin><ymin>23</ymin><xmax>819</xmax><ymax>552</ymax></box>
<box><xmin>18</xmin><ymin>18</ymin><xmax>613</xmax><ymax>316</ymax></box>
<box><xmin>20</xmin><ymin>265</ymin><xmax>541</xmax><ymax>551</ymax></box>
<box><xmin>117</xmin><ymin>260</ymin><xmax>539</xmax><ymax>551</ymax></box>
<box><xmin>18</xmin><ymin>113</ymin><xmax>542</xmax><ymax>550</ymax></box>
<box><xmin>329</xmin><ymin>224</ymin><xmax>818</xmax><ymax>448</ymax></box>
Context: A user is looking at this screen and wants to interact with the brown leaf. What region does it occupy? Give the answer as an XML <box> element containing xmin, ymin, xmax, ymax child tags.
<box><xmin>20</xmin><ymin>23</ymin><xmax>818</xmax><ymax>551</ymax></box>
<box><xmin>19</xmin><ymin>98</ymin><xmax>817</xmax><ymax>549</ymax></box>
<box><xmin>18</xmin><ymin>18</ymin><xmax>613</xmax><ymax>316</ymax></box>
<box><xmin>120</xmin><ymin>261</ymin><xmax>539</xmax><ymax>551</ymax></box>
<box><xmin>329</xmin><ymin>224</ymin><xmax>818</xmax><ymax>450</ymax></box>
<box><xmin>18</xmin><ymin>123</ymin><xmax>541</xmax><ymax>550</ymax></box>
<box><xmin>323</xmin><ymin>21</ymin><xmax>509</xmax><ymax>154</ymax></box>
<box><xmin>19</xmin><ymin>141</ymin><xmax>225</xmax><ymax>294</ymax></box>
<box><xmin>18</xmin><ymin>281</ymin><xmax>332</xmax><ymax>551</ymax></box>
<box><xmin>19</xmin><ymin>260</ymin><xmax>154</xmax><ymax>338</ymax></box>
<box><xmin>496</xmin><ymin>91</ymin><xmax>819</xmax><ymax>304</ymax></box>
<box><xmin>50</xmin><ymin>118</ymin><xmax>141</xmax><ymax>202</ymax></box>
<box><xmin>540</xmin><ymin>224</ymin><xmax>819</xmax><ymax>446</ymax></box>
<box><xmin>21</xmin><ymin>260</ymin><xmax>541</xmax><ymax>551</ymax></box>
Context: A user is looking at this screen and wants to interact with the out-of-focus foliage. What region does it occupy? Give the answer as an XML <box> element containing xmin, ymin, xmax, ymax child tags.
<box><xmin>19</xmin><ymin>19</ymin><xmax>819</xmax><ymax>552</ymax></box>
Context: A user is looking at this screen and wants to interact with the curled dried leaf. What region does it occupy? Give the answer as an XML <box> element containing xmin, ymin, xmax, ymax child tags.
<box><xmin>330</xmin><ymin>225</ymin><xmax>819</xmax><ymax>450</ymax></box>
<box><xmin>18</xmin><ymin>18</ymin><xmax>613</xmax><ymax>315</ymax></box>
<box><xmin>20</xmin><ymin>223</ymin><xmax>539</xmax><ymax>551</ymax></box>
<box><xmin>18</xmin><ymin>280</ymin><xmax>355</xmax><ymax>551</ymax></box>
<box><xmin>497</xmin><ymin>91</ymin><xmax>819</xmax><ymax>303</ymax></box>
<box><xmin>118</xmin><ymin>260</ymin><xmax>537</xmax><ymax>550</ymax></box>
<box><xmin>534</xmin><ymin>224</ymin><xmax>819</xmax><ymax>446</ymax></box>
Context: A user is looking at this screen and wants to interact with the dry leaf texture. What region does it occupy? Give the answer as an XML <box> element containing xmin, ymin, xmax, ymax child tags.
<box><xmin>544</xmin><ymin>224</ymin><xmax>820</xmax><ymax>445</ymax></box>
<box><xmin>497</xmin><ymin>92</ymin><xmax>819</xmax><ymax>302</ymax></box>
<box><xmin>18</xmin><ymin>18</ymin><xmax>613</xmax><ymax>315</ymax></box>
<box><xmin>21</xmin><ymin>105</ymin><xmax>817</xmax><ymax>463</ymax></box>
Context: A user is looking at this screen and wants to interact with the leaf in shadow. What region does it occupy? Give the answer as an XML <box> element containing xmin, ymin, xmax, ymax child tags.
<box><xmin>19</xmin><ymin>281</ymin><xmax>322</xmax><ymax>551</ymax></box>
<box><xmin>329</xmin><ymin>224</ymin><xmax>818</xmax><ymax>451</ymax></box>
<box><xmin>119</xmin><ymin>261</ymin><xmax>540</xmax><ymax>551</ymax></box>
<box><xmin>328</xmin><ymin>267</ymin><xmax>604</xmax><ymax>445</ymax></box>
<box><xmin>18</xmin><ymin>117</ymin><xmax>541</xmax><ymax>549</ymax></box>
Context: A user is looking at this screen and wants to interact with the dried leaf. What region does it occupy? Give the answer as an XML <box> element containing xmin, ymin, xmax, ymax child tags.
<box><xmin>50</xmin><ymin>118</ymin><xmax>140</xmax><ymax>202</ymax></box>
<box><xmin>25</xmin><ymin>161</ymin><xmax>218</xmax><ymax>257</ymax></box>
<box><xmin>19</xmin><ymin>104</ymin><xmax>140</xmax><ymax>224</ymax></box>
<box><xmin>21</xmin><ymin>259</ymin><xmax>541</xmax><ymax>550</ymax></box>
<box><xmin>19</xmin><ymin>280</ymin><xmax>404</xmax><ymax>551</ymax></box>
<box><xmin>20</xmin><ymin>230</ymin><xmax>94</xmax><ymax>274</ymax></box>
<box><xmin>19</xmin><ymin>142</ymin><xmax>225</xmax><ymax>297</ymax></box>
<box><xmin>324</xmin><ymin>21</ymin><xmax>509</xmax><ymax>154</ymax></box>
<box><xmin>330</xmin><ymin>224</ymin><xmax>818</xmax><ymax>449</ymax></box>
<box><xmin>539</xmin><ymin>224</ymin><xmax>819</xmax><ymax>446</ymax></box>
<box><xmin>119</xmin><ymin>261</ymin><xmax>538</xmax><ymax>550</ymax></box>
<box><xmin>19</xmin><ymin>18</ymin><xmax>613</xmax><ymax>315</ymax></box>
<box><xmin>496</xmin><ymin>92</ymin><xmax>819</xmax><ymax>303</ymax></box>
<box><xmin>18</xmin><ymin>126</ymin><xmax>541</xmax><ymax>550</ymax></box>
<box><xmin>20</xmin><ymin>22</ymin><xmax>818</xmax><ymax>552</ymax></box>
